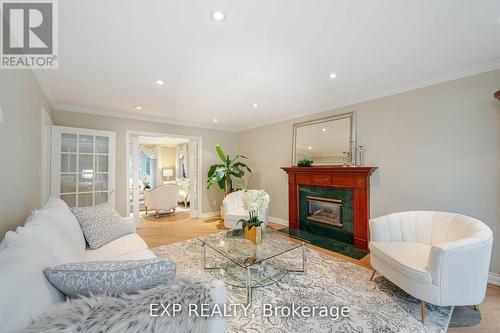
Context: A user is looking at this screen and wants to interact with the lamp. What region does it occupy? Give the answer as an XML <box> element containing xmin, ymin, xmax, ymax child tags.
<box><xmin>163</xmin><ymin>169</ymin><xmax>174</xmax><ymax>181</ymax></box>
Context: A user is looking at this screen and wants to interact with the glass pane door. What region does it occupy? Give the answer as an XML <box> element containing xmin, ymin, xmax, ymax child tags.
<box><xmin>52</xmin><ymin>127</ymin><xmax>115</xmax><ymax>208</ymax></box>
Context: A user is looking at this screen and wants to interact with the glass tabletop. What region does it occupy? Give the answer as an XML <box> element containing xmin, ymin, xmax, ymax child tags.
<box><xmin>198</xmin><ymin>229</ymin><xmax>308</xmax><ymax>268</ymax></box>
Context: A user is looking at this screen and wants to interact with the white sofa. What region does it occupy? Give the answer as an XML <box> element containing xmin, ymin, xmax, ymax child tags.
<box><xmin>369</xmin><ymin>211</ymin><xmax>493</xmax><ymax>322</ymax></box>
<box><xmin>0</xmin><ymin>198</ymin><xmax>224</xmax><ymax>333</ymax></box>
<box><xmin>222</xmin><ymin>190</ymin><xmax>269</xmax><ymax>229</ymax></box>
<box><xmin>144</xmin><ymin>183</ymin><xmax>179</xmax><ymax>217</ymax></box>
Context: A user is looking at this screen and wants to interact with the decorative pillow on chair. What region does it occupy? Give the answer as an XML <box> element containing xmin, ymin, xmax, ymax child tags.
<box><xmin>71</xmin><ymin>204</ymin><xmax>131</xmax><ymax>249</ymax></box>
<box><xmin>44</xmin><ymin>258</ymin><xmax>176</xmax><ymax>298</ymax></box>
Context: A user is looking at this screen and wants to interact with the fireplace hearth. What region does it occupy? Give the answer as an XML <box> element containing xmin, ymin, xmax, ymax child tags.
<box><xmin>306</xmin><ymin>196</ymin><xmax>343</xmax><ymax>227</ymax></box>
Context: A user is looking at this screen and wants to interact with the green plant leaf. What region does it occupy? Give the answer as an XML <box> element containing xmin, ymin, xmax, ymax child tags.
<box><xmin>230</xmin><ymin>165</ymin><xmax>244</xmax><ymax>178</ymax></box>
<box><xmin>207</xmin><ymin>164</ymin><xmax>224</xmax><ymax>177</ymax></box>
<box><xmin>234</xmin><ymin>162</ymin><xmax>252</xmax><ymax>173</ymax></box>
<box><xmin>215</xmin><ymin>144</ymin><xmax>227</xmax><ymax>163</ymax></box>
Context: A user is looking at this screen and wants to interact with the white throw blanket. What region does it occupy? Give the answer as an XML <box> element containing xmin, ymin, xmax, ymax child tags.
<box><xmin>25</xmin><ymin>280</ymin><xmax>214</xmax><ymax>333</ymax></box>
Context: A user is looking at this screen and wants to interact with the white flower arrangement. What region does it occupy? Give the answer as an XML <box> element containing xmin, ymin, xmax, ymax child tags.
<box><xmin>238</xmin><ymin>189</ymin><xmax>270</xmax><ymax>230</ymax></box>
<box><xmin>242</xmin><ymin>189</ymin><xmax>270</xmax><ymax>213</ymax></box>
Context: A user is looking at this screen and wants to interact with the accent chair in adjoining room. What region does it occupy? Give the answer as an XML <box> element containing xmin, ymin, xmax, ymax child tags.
<box><xmin>369</xmin><ymin>211</ymin><xmax>493</xmax><ymax>323</ymax></box>
<box><xmin>144</xmin><ymin>183</ymin><xmax>179</xmax><ymax>218</ymax></box>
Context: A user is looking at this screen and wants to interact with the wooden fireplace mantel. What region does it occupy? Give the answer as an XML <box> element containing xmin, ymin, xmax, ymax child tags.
<box><xmin>281</xmin><ymin>166</ymin><xmax>377</xmax><ymax>250</ymax></box>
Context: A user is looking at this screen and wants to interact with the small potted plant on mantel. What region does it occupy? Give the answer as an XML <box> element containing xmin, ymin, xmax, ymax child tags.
<box><xmin>237</xmin><ymin>190</ymin><xmax>270</xmax><ymax>244</ymax></box>
<box><xmin>297</xmin><ymin>158</ymin><xmax>313</xmax><ymax>167</ymax></box>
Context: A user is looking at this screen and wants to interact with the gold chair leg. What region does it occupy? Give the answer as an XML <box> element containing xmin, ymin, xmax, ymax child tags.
<box><xmin>369</xmin><ymin>270</ymin><xmax>376</xmax><ymax>281</ymax></box>
<box><xmin>421</xmin><ymin>301</ymin><xmax>425</xmax><ymax>324</ymax></box>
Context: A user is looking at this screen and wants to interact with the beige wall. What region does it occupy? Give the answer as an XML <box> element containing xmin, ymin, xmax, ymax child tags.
<box><xmin>238</xmin><ymin>70</ymin><xmax>500</xmax><ymax>273</ymax></box>
<box><xmin>0</xmin><ymin>71</ymin><xmax>52</xmax><ymax>239</ymax></box>
<box><xmin>159</xmin><ymin>146</ymin><xmax>177</xmax><ymax>182</ymax></box>
<box><xmin>52</xmin><ymin>111</ymin><xmax>238</xmax><ymax>215</ymax></box>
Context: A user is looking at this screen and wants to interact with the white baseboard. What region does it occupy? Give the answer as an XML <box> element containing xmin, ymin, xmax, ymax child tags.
<box><xmin>268</xmin><ymin>216</ymin><xmax>289</xmax><ymax>227</ymax></box>
<box><xmin>200</xmin><ymin>211</ymin><xmax>221</xmax><ymax>219</ymax></box>
<box><xmin>488</xmin><ymin>272</ymin><xmax>500</xmax><ymax>286</ymax></box>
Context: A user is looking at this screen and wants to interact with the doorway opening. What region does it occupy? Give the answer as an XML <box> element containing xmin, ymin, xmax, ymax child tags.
<box><xmin>126</xmin><ymin>131</ymin><xmax>202</xmax><ymax>219</ymax></box>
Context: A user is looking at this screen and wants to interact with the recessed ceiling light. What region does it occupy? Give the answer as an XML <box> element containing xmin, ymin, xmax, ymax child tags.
<box><xmin>212</xmin><ymin>11</ymin><xmax>225</xmax><ymax>21</ymax></box>
<box><xmin>329</xmin><ymin>73</ymin><xmax>337</xmax><ymax>79</ymax></box>
<box><xmin>155</xmin><ymin>80</ymin><xmax>165</xmax><ymax>86</ymax></box>
<box><xmin>213</xmin><ymin>118</ymin><xmax>218</xmax><ymax>123</ymax></box>
<box><xmin>135</xmin><ymin>106</ymin><xmax>142</xmax><ymax>110</ymax></box>
<box><xmin>252</xmin><ymin>103</ymin><xmax>258</xmax><ymax>108</ymax></box>
<box><xmin>308</xmin><ymin>146</ymin><xmax>312</xmax><ymax>150</ymax></box>
<box><xmin>322</xmin><ymin>128</ymin><xmax>327</xmax><ymax>132</ymax></box>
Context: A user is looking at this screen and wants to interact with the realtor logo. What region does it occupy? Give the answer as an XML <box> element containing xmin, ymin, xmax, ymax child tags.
<box><xmin>1</xmin><ymin>0</ymin><xmax>58</xmax><ymax>69</ymax></box>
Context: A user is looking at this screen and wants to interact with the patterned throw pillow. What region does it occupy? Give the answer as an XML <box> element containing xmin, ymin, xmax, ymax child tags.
<box><xmin>70</xmin><ymin>204</ymin><xmax>131</xmax><ymax>249</ymax></box>
<box><xmin>44</xmin><ymin>258</ymin><xmax>176</xmax><ymax>298</ymax></box>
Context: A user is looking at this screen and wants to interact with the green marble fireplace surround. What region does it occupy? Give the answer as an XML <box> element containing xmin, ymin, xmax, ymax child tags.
<box><xmin>299</xmin><ymin>185</ymin><xmax>354</xmax><ymax>244</ymax></box>
<box><xmin>277</xmin><ymin>184</ymin><xmax>369</xmax><ymax>259</ymax></box>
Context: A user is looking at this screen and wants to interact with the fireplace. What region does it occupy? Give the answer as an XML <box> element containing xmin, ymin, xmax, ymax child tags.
<box><xmin>306</xmin><ymin>196</ymin><xmax>343</xmax><ymax>227</ymax></box>
<box><xmin>282</xmin><ymin>166</ymin><xmax>377</xmax><ymax>250</ymax></box>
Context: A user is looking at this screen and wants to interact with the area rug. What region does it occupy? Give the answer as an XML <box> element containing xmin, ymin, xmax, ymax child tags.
<box><xmin>153</xmin><ymin>237</ymin><xmax>452</xmax><ymax>333</ymax></box>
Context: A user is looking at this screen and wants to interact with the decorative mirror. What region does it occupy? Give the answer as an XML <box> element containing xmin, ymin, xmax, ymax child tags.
<box><xmin>292</xmin><ymin>112</ymin><xmax>357</xmax><ymax>166</ymax></box>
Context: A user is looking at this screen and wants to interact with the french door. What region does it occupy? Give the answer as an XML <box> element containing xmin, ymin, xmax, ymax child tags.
<box><xmin>51</xmin><ymin>126</ymin><xmax>116</xmax><ymax>207</ymax></box>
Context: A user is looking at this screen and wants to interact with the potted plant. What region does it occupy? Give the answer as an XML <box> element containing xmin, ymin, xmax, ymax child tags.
<box><xmin>207</xmin><ymin>144</ymin><xmax>251</xmax><ymax>196</ymax></box>
<box><xmin>297</xmin><ymin>158</ymin><xmax>313</xmax><ymax>167</ymax></box>
<box><xmin>237</xmin><ymin>190</ymin><xmax>270</xmax><ymax>244</ymax></box>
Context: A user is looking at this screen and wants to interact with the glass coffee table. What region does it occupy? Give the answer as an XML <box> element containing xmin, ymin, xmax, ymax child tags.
<box><xmin>198</xmin><ymin>229</ymin><xmax>308</xmax><ymax>303</ymax></box>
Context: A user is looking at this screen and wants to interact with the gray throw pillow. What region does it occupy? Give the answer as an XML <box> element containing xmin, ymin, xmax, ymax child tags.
<box><xmin>71</xmin><ymin>204</ymin><xmax>131</xmax><ymax>249</ymax></box>
<box><xmin>44</xmin><ymin>258</ymin><xmax>176</xmax><ymax>298</ymax></box>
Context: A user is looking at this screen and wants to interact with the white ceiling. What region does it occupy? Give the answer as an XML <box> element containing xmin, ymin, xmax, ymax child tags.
<box><xmin>39</xmin><ymin>0</ymin><xmax>500</xmax><ymax>131</ymax></box>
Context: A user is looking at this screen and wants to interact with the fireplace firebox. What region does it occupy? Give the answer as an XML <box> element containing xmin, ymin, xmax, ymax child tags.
<box><xmin>306</xmin><ymin>196</ymin><xmax>343</xmax><ymax>227</ymax></box>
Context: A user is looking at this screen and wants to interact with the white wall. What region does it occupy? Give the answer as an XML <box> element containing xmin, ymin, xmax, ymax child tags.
<box><xmin>238</xmin><ymin>69</ymin><xmax>500</xmax><ymax>273</ymax></box>
<box><xmin>0</xmin><ymin>71</ymin><xmax>52</xmax><ymax>239</ymax></box>
<box><xmin>51</xmin><ymin>110</ymin><xmax>238</xmax><ymax>216</ymax></box>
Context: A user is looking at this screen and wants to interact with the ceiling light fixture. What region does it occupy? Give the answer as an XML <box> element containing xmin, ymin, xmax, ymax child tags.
<box><xmin>135</xmin><ymin>106</ymin><xmax>142</xmax><ymax>110</ymax></box>
<box><xmin>308</xmin><ymin>146</ymin><xmax>312</xmax><ymax>150</ymax></box>
<box><xmin>212</xmin><ymin>11</ymin><xmax>225</xmax><ymax>21</ymax></box>
<box><xmin>329</xmin><ymin>72</ymin><xmax>337</xmax><ymax>79</ymax></box>
<box><xmin>213</xmin><ymin>118</ymin><xmax>218</xmax><ymax>123</ymax></box>
<box><xmin>155</xmin><ymin>80</ymin><xmax>165</xmax><ymax>86</ymax></box>
<box><xmin>322</xmin><ymin>128</ymin><xmax>327</xmax><ymax>132</ymax></box>
<box><xmin>252</xmin><ymin>103</ymin><xmax>258</xmax><ymax>108</ymax></box>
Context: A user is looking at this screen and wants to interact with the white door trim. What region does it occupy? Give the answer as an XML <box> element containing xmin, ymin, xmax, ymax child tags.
<box><xmin>40</xmin><ymin>108</ymin><xmax>53</xmax><ymax>206</ymax></box>
<box><xmin>125</xmin><ymin>130</ymin><xmax>203</xmax><ymax>218</ymax></box>
<box><xmin>51</xmin><ymin>126</ymin><xmax>116</xmax><ymax>207</ymax></box>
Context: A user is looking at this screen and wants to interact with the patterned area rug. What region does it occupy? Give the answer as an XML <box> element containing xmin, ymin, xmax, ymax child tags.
<box><xmin>153</xmin><ymin>237</ymin><xmax>452</xmax><ymax>333</ymax></box>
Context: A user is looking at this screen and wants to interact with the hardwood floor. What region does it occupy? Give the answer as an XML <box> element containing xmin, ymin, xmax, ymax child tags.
<box><xmin>138</xmin><ymin>213</ymin><xmax>500</xmax><ymax>332</ymax></box>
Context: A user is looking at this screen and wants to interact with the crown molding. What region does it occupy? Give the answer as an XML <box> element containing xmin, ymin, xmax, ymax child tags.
<box><xmin>236</xmin><ymin>59</ymin><xmax>500</xmax><ymax>131</ymax></box>
<box><xmin>53</xmin><ymin>104</ymin><xmax>239</xmax><ymax>132</ymax></box>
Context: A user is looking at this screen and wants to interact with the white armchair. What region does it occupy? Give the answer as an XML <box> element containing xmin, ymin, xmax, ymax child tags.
<box><xmin>176</xmin><ymin>178</ymin><xmax>190</xmax><ymax>208</ymax></box>
<box><xmin>222</xmin><ymin>190</ymin><xmax>269</xmax><ymax>229</ymax></box>
<box><xmin>369</xmin><ymin>211</ymin><xmax>493</xmax><ymax>322</ymax></box>
<box><xmin>144</xmin><ymin>184</ymin><xmax>179</xmax><ymax>218</ymax></box>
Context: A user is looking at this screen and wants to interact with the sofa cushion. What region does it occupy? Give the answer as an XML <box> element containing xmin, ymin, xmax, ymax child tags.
<box><xmin>113</xmin><ymin>248</ymin><xmax>157</xmax><ymax>260</ymax></box>
<box><xmin>71</xmin><ymin>204</ymin><xmax>132</xmax><ymax>249</ymax></box>
<box><xmin>82</xmin><ymin>233</ymin><xmax>149</xmax><ymax>261</ymax></box>
<box><xmin>44</xmin><ymin>258</ymin><xmax>176</xmax><ymax>298</ymax></box>
<box><xmin>369</xmin><ymin>241</ymin><xmax>432</xmax><ymax>284</ymax></box>
<box><xmin>0</xmin><ymin>232</ymin><xmax>65</xmax><ymax>333</ymax></box>
<box><xmin>17</xmin><ymin>212</ymin><xmax>82</xmax><ymax>263</ymax></box>
<box><xmin>36</xmin><ymin>197</ymin><xmax>86</xmax><ymax>251</ymax></box>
